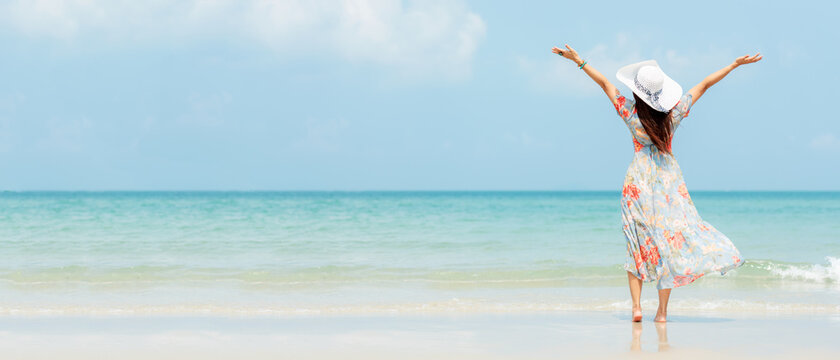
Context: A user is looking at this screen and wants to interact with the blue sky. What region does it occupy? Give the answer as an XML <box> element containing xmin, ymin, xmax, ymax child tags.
<box><xmin>0</xmin><ymin>0</ymin><xmax>837</xmax><ymax>191</ymax></box>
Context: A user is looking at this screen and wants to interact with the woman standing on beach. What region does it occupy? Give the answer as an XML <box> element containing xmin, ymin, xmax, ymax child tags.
<box><xmin>551</xmin><ymin>44</ymin><xmax>761</xmax><ymax>322</ymax></box>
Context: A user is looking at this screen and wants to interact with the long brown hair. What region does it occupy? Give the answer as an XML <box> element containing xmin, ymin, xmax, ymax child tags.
<box><xmin>633</xmin><ymin>92</ymin><xmax>673</xmax><ymax>154</ymax></box>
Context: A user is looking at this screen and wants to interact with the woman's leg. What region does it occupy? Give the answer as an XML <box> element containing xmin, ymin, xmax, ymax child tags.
<box><xmin>655</xmin><ymin>288</ymin><xmax>671</xmax><ymax>322</ymax></box>
<box><xmin>627</xmin><ymin>271</ymin><xmax>642</xmax><ymax>321</ymax></box>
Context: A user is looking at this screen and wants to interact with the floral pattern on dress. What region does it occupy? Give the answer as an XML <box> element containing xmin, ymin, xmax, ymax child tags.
<box><xmin>613</xmin><ymin>91</ymin><xmax>745</xmax><ymax>289</ymax></box>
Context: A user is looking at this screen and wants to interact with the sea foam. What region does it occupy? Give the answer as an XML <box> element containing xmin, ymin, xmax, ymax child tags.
<box><xmin>766</xmin><ymin>257</ymin><xmax>840</xmax><ymax>283</ymax></box>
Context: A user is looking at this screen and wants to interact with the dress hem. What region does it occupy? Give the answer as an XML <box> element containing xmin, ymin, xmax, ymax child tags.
<box><xmin>623</xmin><ymin>258</ymin><xmax>746</xmax><ymax>290</ymax></box>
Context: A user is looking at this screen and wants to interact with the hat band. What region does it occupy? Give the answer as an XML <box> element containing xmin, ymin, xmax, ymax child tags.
<box><xmin>634</xmin><ymin>76</ymin><xmax>665</xmax><ymax>111</ymax></box>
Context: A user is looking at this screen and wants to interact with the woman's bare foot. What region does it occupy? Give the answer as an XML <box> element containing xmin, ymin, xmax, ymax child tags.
<box><xmin>655</xmin><ymin>289</ymin><xmax>671</xmax><ymax>323</ymax></box>
<box><xmin>654</xmin><ymin>309</ymin><xmax>667</xmax><ymax>322</ymax></box>
<box><xmin>632</xmin><ymin>305</ymin><xmax>642</xmax><ymax>322</ymax></box>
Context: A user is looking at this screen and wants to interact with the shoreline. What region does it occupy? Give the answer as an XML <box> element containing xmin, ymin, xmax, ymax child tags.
<box><xmin>1</xmin><ymin>301</ymin><xmax>838</xmax><ymax>317</ymax></box>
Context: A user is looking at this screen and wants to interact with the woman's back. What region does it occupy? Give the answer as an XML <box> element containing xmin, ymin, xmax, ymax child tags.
<box><xmin>614</xmin><ymin>91</ymin><xmax>693</xmax><ymax>153</ymax></box>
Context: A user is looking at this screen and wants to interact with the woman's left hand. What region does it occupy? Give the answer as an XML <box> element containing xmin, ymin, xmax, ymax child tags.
<box><xmin>552</xmin><ymin>44</ymin><xmax>582</xmax><ymax>65</ymax></box>
<box><xmin>733</xmin><ymin>52</ymin><xmax>762</xmax><ymax>67</ymax></box>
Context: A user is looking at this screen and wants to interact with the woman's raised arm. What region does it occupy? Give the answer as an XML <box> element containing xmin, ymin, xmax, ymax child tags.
<box><xmin>552</xmin><ymin>44</ymin><xmax>620</xmax><ymax>106</ymax></box>
<box><xmin>687</xmin><ymin>52</ymin><xmax>762</xmax><ymax>106</ymax></box>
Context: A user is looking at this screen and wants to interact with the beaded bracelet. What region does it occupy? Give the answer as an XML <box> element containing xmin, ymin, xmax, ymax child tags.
<box><xmin>578</xmin><ymin>60</ymin><xmax>587</xmax><ymax>69</ymax></box>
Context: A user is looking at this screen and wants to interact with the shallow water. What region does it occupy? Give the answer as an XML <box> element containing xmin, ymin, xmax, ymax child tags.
<box><xmin>1</xmin><ymin>191</ymin><xmax>838</xmax><ymax>315</ymax></box>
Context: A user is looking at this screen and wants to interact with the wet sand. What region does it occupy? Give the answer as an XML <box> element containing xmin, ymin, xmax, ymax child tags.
<box><xmin>0</xmin><ymin>311</ymin><xmax>838</xmax><ymax>359</ymax></box>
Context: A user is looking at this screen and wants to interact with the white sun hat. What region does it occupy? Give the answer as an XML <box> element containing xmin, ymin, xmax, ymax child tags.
<box><xmin>616</xmin><ymin>60</ymin><xmax>682</xmax><ymax>113</ymax></box>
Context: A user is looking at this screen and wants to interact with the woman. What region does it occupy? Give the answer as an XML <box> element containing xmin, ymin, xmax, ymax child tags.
<box><xmin>551</xmin><ymin>44</ymin><xmax>761</xmax><ymax>322</ymax></box>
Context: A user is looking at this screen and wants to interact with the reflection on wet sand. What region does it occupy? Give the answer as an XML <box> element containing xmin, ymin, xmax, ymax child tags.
<box><xmin>630</xmin><ymin>321</ymin><xmax>670</xmax><ymax>352</ymax></box>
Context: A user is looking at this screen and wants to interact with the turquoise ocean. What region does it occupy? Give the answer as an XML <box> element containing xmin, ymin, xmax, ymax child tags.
<box><xmin>1</xmin><ymin>191</ymin><xmax>838</xmax><ymax>316</ymax></box>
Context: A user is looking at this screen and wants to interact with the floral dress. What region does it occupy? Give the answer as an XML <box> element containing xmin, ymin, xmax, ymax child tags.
<box><xmin>614</xmin><ymin>91</ymin><xmax>745</xmax><ymax>289</ymax></box>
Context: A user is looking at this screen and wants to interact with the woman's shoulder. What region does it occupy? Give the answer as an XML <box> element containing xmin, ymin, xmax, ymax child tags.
<box><xmin>614</xmin><ymin>91</ymin><xmax>636</xmax><ymax>108</ymax></box>
<box><xmin>672</xmin><ymin>92</ymin><xmax>693</xmax><ymax>117</ymax></box>
<box><xmin>613</xmin><ymin>91</ymin><xmax>636</xmax><ymax>121</ymax></box>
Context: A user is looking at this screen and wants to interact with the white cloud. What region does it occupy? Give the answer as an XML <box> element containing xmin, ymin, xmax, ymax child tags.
<box><xmin>519</xmin><ymin>32</ymin><xmax>736</xmax><ymax>97</ymax></box>
<box><xmin>0</xmin><ymin>0</ymin><xmax>486</xmax><ymax>77</ymax></box>
<box><xmin>809</xmin><ymin>133</ymin><xmax>840</xmax><ymax>151</ymax></box>
<box><xmin>517</xmin><ymin>40</ymin><xmax>642</xmax><ymax>97</ymax></box>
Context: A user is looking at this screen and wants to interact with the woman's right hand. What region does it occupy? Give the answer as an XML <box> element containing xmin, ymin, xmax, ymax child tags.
<box><xmin>734</xmin><ymin>52</ymin><xmax>762</xmax><ymax>67</ymax></box>
<box><xmin>552</xmin><ymin>44</ymin><xmax>583</xmax><ymax>65</ymax></box>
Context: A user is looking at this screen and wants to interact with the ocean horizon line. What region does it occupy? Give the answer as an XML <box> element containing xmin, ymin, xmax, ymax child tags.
<box><xmin>2</xmin><ymin>189</ymin><xmax>839</xmax><ymax>193</ymax></box>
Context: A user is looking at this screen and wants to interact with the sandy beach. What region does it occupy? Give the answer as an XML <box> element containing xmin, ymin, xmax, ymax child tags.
<box><xmin>1</xmin><ymin>311</ymin><xmax>838</xmax><ymax>360</ymax></box>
